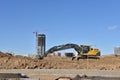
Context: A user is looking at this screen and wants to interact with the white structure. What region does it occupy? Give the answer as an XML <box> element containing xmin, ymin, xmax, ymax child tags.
<box><xmin>114</xmin><ymin>47</ymin><xmax>120</xmax><ymax>56</ymax></box>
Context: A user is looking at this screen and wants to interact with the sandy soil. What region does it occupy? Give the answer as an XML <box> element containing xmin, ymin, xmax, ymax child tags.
<box><xmin>0</xmin><ymin>52</ymin><xmax>120</xmax><ymax>70</ymax></box>
<box><xmin>1</xmin><ymin>51</ymin><xmax>120</xmax><ymax>80</ymax></box>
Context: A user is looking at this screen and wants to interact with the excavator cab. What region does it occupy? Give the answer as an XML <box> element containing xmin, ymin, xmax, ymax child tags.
<box><xmin>78</xmin><ymin>45</ymin><xmax>100</xmax><ymax>59</ymax></box>
<box><xmin>81</xmin><ymin>45</ymin><xmax>91</xmax><ymax>53</ymax></box>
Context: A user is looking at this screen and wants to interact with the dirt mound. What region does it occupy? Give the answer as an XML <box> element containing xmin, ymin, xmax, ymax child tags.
<box><xmin>0</xmin><ymin>52</ymin><xmax>13</xmax><ymax>57</ymax></box>
<box><xmin>0</xmin><ymin>52</ymin><xmax>120</xmax><ymax>70</ymax></box>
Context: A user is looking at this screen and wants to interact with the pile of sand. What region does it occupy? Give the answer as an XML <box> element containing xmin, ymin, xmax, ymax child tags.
<box><xmin>0</xmin><ymin>52</ymin><xmax>120</xmax><ymax>70</ymax></box>
<box><xmin>0</xmin><ymin>52</ymin><xmax>13</xmax><ymax>57</ymax></box>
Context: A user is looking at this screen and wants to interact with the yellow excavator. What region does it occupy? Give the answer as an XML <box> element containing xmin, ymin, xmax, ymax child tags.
<box><xmin>46</xmin><ymin>43</ymin><xmax>100</xmax><ymax>60</ymax></box>
<box><xmin>73</xmin><ymin>45</ymin><xmax>100</xmax><ymax>60</ymax></box>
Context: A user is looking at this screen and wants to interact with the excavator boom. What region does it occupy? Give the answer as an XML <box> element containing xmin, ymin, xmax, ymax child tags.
<box><xmin>46</xmin><ymin>43</ymin><xmax>82</xmax><ymax>56</ymax></box>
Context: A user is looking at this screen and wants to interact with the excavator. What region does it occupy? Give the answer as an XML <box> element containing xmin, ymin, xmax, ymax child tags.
<box><xmin>45</xmin><ymin>43</ymin><xmax>100</xmax><ymax>60</ymax></box>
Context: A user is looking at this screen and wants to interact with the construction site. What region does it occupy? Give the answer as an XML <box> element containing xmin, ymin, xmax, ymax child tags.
<box><xmin>0</xmin><ymin>33</ymin><xmax>120</xmax><ymax>80</ymax></box>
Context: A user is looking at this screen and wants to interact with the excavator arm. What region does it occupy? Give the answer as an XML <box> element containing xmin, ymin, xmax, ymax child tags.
<box><xmin>46</xmin><ymin>43</ymin><xmax>82</xmax><ymax>56</ymax></box>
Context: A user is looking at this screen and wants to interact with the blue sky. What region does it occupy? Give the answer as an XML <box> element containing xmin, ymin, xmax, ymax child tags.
<box><xmin>0</xmin><ymin>0</ymin><xmax>120</xmax><ymax>55</ymax></box>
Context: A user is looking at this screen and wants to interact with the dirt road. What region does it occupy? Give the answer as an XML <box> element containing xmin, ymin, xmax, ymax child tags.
<box><xmin>0</xmin><ymin>69</ymin><xmax>120</xmax><ymax>80</ymax></box>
